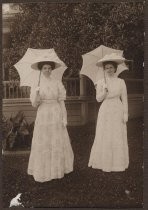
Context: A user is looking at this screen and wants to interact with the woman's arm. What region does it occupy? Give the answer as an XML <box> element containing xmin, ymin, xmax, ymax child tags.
<box><xmin>121</xmin><ymin>80</ymin><xmax>128</xmax><ymax>123</ymax></box>
<box><xmin>30</xmin><ymin>86</ymin><xmax>41</xmax><ymax>108</ymax></box>
<box><xmin>58</xmin><ymin>81</ymin><xmax>67</xmax><ymax>126</ymax></box>
<box><xmin>96</xmin><ymin>81</ymin><xmax>108</xmax><ymax>102</ymax></box>
<box><xmin>59</xmin><ymin>100</ymin><xmax>67</xmax><ymax>126</ymax></box>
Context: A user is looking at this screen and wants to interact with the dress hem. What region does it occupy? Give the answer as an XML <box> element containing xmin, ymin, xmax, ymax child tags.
<box><xmin>88</xmin><ymin>165</ymin><xmax>129</xmax><ymax>172</ymax></box>
<box><xmin>27</xmin><ymin>169</ymin><xmax>73</xmax><ymax>183</ymax></box>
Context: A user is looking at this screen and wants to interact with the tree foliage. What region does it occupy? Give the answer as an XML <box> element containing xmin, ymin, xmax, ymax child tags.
<box><xmin>3</xmin><ymin>1</ymin><xmax>144</xmax><ymax>80</ymax></box>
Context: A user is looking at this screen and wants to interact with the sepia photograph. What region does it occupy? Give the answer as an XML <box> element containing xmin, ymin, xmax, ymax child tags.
<box><xmin>1</xmin><ymin>0</ymin><xmax>145</xmax><ymax>208</ymax></box>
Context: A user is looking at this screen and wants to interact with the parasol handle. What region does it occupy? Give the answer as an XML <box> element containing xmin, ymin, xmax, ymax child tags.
<box><xmin>103</xmin><ymin>71</ymin><xmax>108</xmax><ymax>92</ymax></box>
<box><xmin>38</xmin><ymin>71</ymin><xmax>41</xmax><ymax>87</ymax></box>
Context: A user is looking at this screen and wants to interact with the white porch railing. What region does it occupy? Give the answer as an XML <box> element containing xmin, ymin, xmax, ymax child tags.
<box><xmin>3</xmin><ymin>77</ymin><xmax>143</xmax><ymax>99</ymax></box>
<box><xmin>3</xmin><ymin>80</ymin><xmax>30</xmax><ymax>99</ymax></box>
<box><xmin>2</xmin><ymin>76</ymin><xmax>96</xmax><ymax>99</ymax></box>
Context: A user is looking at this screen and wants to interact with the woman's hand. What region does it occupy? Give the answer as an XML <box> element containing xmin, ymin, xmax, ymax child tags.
<box><xmin>102</xmin><ymin>83</ymin><xmax>107</xmax><ymax>89</ymax></box>
<box><xmin>104</xmin><ymin>87</ymin><xmax>108</xmax><ymax>93</ymax></box>
<box><xmin>35</xmin><ymin>86</ymin><xmax>40</xmax><ymax>93</ymax></box>
<box><xmin>123</xmin><ymin>113</ymin><xmax>128</xmax><ymax>123</ymax></box>
<box><xmin>102</xmin><ymin>83</ymin><xmax>108</xmax><ymax>94</ymax></box>
<box><xmin>104</xmin><ymin>88</ymin><xmax>108</xmax><ymax>98</ymax></box>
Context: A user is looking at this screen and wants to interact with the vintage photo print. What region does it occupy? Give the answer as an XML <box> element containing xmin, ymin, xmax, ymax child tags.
<box><xmin>1</xmin><ymin>0</ymin><xmax>146</xmax><ymax>209</ymax></box>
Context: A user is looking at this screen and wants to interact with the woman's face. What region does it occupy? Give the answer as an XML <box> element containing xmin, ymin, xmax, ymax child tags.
<box><xmin>41</xmin><ymin>64</ymin><xmax>52</xmax><ymax>77</ymax></box>
<box><xmin>104</xmin><ymin>63</ymin><xmax>116</xmax><ymax>77</ymax></box>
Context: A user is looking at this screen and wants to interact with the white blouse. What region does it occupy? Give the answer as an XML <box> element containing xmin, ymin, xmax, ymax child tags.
<box><xmin>96</xmin><ymin>78</ymin><xmax>128</xmax><ymax>114</ymax></box>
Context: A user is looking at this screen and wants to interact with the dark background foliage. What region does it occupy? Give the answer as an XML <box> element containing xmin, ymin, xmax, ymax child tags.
<box><xmin>3</xmin><ymin>2</ymin><xmax>144</xmax><ymax>80</ymax></box>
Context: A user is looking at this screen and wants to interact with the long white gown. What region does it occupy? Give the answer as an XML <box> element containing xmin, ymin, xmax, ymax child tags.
<box><xmin>27</xmin><ymin>75</ymin><xmax>74</xmax><ymax>182</ymax></box>
<box><xmin>88</xmin><ymin>77</ymin><xmax>129</xmax><ymax>172</ymax></box>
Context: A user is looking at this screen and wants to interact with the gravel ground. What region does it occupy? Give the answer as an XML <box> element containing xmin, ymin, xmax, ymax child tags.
<box><xmin>2</xmin><ymin>118</ymin><xmax>143</xmax><ymax>208</ymax></box>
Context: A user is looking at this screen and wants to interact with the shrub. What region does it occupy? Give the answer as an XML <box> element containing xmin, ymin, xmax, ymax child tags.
<box><xmin>2</xmin><ymin>111</ymin><xmax>34</xmax><ymax>151</ymax></box>
<box><xmin>3</xmin><ymin>2</ymin><xmax>144</xmax><ymax>80</ymax></box>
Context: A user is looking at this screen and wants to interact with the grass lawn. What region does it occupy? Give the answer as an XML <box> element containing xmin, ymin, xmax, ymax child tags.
<box><xmin>2</xmin><ymin>118</ymin><xmax>143</xmax><ymax>208</ymax></box>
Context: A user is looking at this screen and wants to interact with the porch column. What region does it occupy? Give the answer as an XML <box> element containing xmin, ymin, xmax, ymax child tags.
<box><xmin>79</xmin><ymin>75</ymin><xmax>88</xmax><ymax>124</ymax></box>
<box><xmin>80</xmin><ymin>75</ymin><xmax>87</xmax><ymax>98</ymax></box>
<box><xmin>2</xmin><ymin>64</ymin><xmax>5</xmax><ymax>80</ymax></box>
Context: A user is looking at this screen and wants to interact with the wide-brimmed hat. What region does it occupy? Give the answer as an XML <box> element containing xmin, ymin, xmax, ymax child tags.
<box><xmin>96</xmin><ymin>53</ymin><xmax>126</xmax><ymax>67</ymax></box>
<box><xmin>31</xmin><ymin>60</ymin><xmax>61</xmax><ymax>70</ymax></box>
<box><xmin>31</xmin><ymin>57</ymin><xmax>61</xmax><ymax>70</ymax></box>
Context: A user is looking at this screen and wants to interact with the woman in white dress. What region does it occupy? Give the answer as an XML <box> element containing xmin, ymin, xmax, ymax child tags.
<box><xmin>88</xmin><ymin>55</ymin><xmax>129</xmax><ymax>172</ymax></box>
<box><xmin>27</xmin><ymin>61</ymin><xmax>74</xmax><ymax>182</ymax></box>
